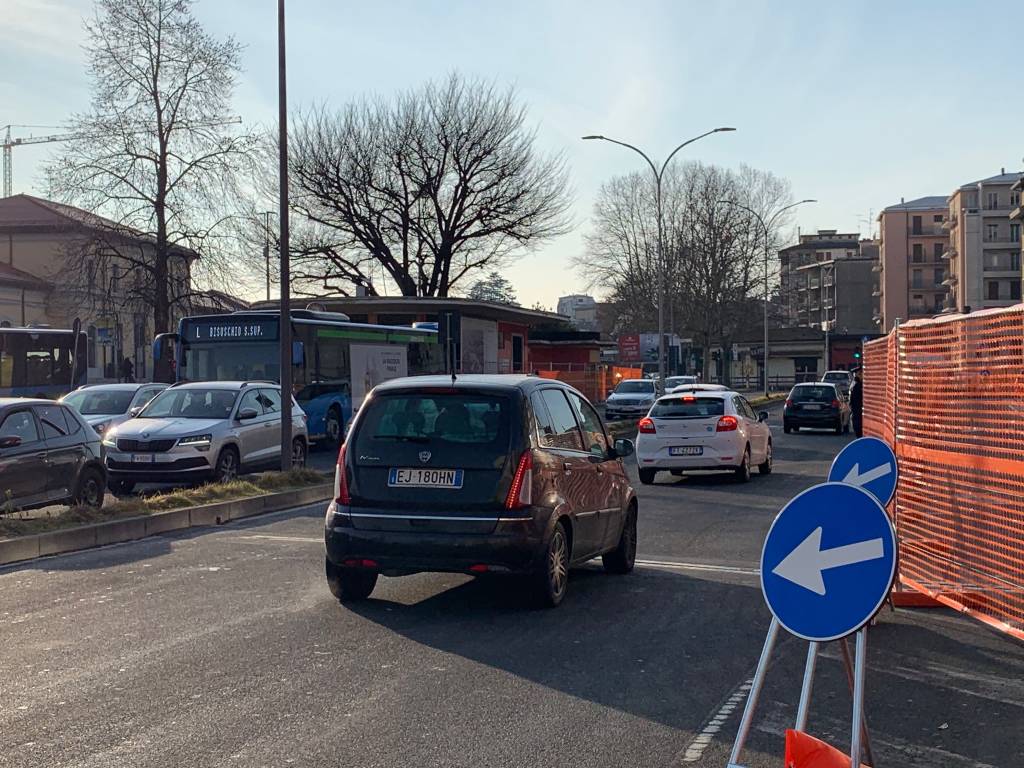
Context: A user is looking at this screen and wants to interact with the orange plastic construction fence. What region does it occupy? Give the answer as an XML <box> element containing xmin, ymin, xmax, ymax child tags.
<box><xmin>533</xmin><ymin>365</ymin><xmax>643</xmax><ymax>403</ymax></box>
<box><xmin>785</xmin><ymin>730</ymin><xmax>867</xmax><ymax>767</ymax></box>
<box><xmin>863</xmin><ymin>306</ymin><xmax>1024</xmax><ymax>641</ymax></box>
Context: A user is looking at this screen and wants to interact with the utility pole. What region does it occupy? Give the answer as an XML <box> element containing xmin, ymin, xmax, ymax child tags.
<box><xmin>260</xmin><ymin>211</ymin><xmax>274</xmax><ymax>301</ymax></box>
<box><xmin>277</xmin><ymin>0</ymin><xmax>293</xmax><ymax>471</ymax></box>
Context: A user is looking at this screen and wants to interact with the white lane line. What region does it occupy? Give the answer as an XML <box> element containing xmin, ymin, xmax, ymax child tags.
<box><xmin>680</xmin><ymin>678</ymin><xmax>753</xmax><ymax>763</ymax></box>
<box><xmin>636</xmin><ymin>559</ymin><xmax>759</xmax><ymax>577</ymax></box>
<box><xmin>240</xmin><ymin>534</ymin><xmax>322</xmax><ymax>543</ymax></box>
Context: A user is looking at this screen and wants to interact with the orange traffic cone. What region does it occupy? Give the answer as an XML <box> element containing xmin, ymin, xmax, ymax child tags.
<box><xmin>784</xmin><ymin>729</ymin><xmax>871</xmax><ymax>768</ymax></box>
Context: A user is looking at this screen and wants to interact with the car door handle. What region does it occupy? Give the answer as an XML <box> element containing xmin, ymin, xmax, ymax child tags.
<box><xmin>563</xmin><ymin>461</ymin><xmax>573</xmax><ymax>473</ymax></box>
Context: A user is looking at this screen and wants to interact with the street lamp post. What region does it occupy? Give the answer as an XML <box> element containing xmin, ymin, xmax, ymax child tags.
<box><xmin>583</xmin><ymin>128</ymin><xmax>735</xmax><ymax>384</ymax></box>
<box><xmin>277</xmin><ymin>0</ymin><xmax>292</xmax><ymax>472</ymax></box>
<box><xmin>717</xmin><ymin>198</ymin><xmax>816</xmax><ymax>396</ymax></box>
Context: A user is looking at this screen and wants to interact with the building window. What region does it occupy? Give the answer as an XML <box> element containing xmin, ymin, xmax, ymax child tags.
<box><xmin>933</xmin><ymin>294</ymin><xmax>945</xmax><ymax>313</ymax></box>
<box><xmin>911</xmin><ymin>269</ymin><xmax>923</xmax><ymax>289</ymax></box>
<box><xmin>87</xmin><ymin>325</ymin><xmax>97</xmax><ymax>369</ymax></box>
<box><xmin>933</xmin><ymin>242</ymin><xmax>944</xmax><ymax>259</ymax></box>
<box><xmin>1013</xmin><ymin>282</ymin><xmax>1022</xmax><ymax>301</ymax></box>
<box><xmin>986</xmin><ymin>224</ymin><xmax>1000</xmax><ymax>242</ymax></box>
<box><xmin>912</xmin><ymin>216</ymin><xmax>922</xmax><ymax>235</ymax></box>
<box><xmin>987</xmin><ymin>191</ymin><xmax>999</xmax><ymax>210</ymax></box>
<box><xmin>1012</xmin><ymin>191</ymin><xmax>1021</xmax><ymax>207</ymax></box>
<box><xmin>1012</xmin><ymin>223</ymin><xmax>1021</xmax><ymax>242</ymax></box>
<box><xmin>933</xmin><ymin>214</ymin><xmax>944</xmax><ymax>223</ymax></box>
<box><xmin>934</xmin><ymin>269</ymin><xmax>945</xmax><ymax>286</ymax></box>
<box><xmin>912</xmin><ymin>244</ymin><xmax>924</xmax><ymax>262</ymax></box>
<box><xmin>988</xmin><ymin>281</ymin><xmax>1000</xmax><ymax>300</ymax></box>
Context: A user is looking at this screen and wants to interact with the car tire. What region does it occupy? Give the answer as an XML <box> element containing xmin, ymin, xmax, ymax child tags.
<box><xmin>534</xmin><ymin>520</ymin><xmax>569</xmax><ymax>608</ymax></box>
<box><xmin>783</xmin><ymin>423</ymin><xmax>791</xmax><ymax>434</ymax></box>
<box><xmin>325</xmin><ymin>558</ymin><xmax>378</xmax><ymax>602</ymax></box>
<box><xmin>842</xmin><ymin>419</ymin><xmax>850</xmax><ymax>434</ymax></box>
<box><xmin>834</xmin><ymin>419</ymin><xmax>843</xmax><ymax>435</ymax></box>
<box><xmin>74</xmin><ymin>467</ymin><xmax>105</xmax><ymax>508</ymax></box>
<box><xmin>291</xmin><ymin>438</ymin><xmax>307</xmax><ymax>469</ymax></box>
<box><xmin>603</xmin><ymin>506</ymin><xmax>637</xmax><ymax>574</ymax></box>
<box><xmin>734</xmin><ymin>447</ymin><xmax>752</xmax><ymax>483</ymax></box>
<box><xmin>325</xmin><ymin>406</ymin><xmax>343</xmax><ymax>447</ymax></box>
<box><xmin>108</xmin><ymin>479</ymin><xmax>136</xmax><ymax>495</ymax></box>
<box><xmin>214</xmin><ymin>446</ymin><xmax>240</xmax><ymax>483</ymax></box>
<box><xmin>758</xmin><ymin>440</ymin><xmax>773</xmax><ymax>475</ymax></box>
<box><xmin>638</xmin><ymin>468</ymin><xmax>656</xmax><ymax>485</ymax></box>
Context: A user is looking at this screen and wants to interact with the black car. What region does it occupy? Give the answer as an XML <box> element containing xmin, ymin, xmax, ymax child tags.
<box><xmin>783</xmin><ymin>383</ymin><xmax>851</xmax><ymax>434</ymax></box>
<box><xmin>0</xmin><ymin>398</ymin><xmax>106</xmax><ymax>510</ymax></box>
<box><xmin>324</xmin><ymin>375</ymin><xmax>638</xmax><ymax>607</ymax></box>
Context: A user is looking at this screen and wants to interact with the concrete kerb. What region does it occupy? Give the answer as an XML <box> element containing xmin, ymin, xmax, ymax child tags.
<box><xmin>0</xmin><ymin>483</ymin><xmax>333</xmax><ymax>567</ymax></box>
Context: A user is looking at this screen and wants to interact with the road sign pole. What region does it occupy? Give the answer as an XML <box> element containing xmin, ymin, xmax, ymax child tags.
<box><xmin>794</xmin><ymin>641</ymin><xmax>819</xmax><ymax>732</ymax></box>
<box><xmin>726</xmin><ymin>616</ymin><xmax>780</xmax><ymax>768</ymax></box>
<box><xmin>840</xmin><ymin>636</ymin><xmax>876</xmax><ymax>766</ymax></box>
<box><xmin>850</xmin><ymin>628</ymin><xmax>869</xmax><ymax>768</ymax></box>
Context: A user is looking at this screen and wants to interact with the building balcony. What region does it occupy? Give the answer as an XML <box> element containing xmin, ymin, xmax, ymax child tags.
<box><xmin>942</xmin><ymin>275</ymin><xmax>958</xmax><ymax>287</ymax></box>
<box><xmin>871</xmin><ymin>288</ymin><xmax>881</xmax><ymax>297</ymax></box>
<box><xmin>871</xmin><ymin>262</ymin><xmax>883</xmax><ymax>273</ymax></box>
<box><xmin>941</xmin><ymin>247</ymin><xmax>956</xmax><ymax>260</ymax></box>
<box><xmin>982</xmin><ymin>238</ymin><xmax>1020</xmax><ymax>248</ymax></box>
<box><xmin>942</xmin><ymin>217</ymin><xmax>956</xmax><ymax>231</ymax></box>
<box><xmin>808</xmin><ymin>280</ymin><xmax>820</xmax><ymax>289</ymax></box>
<box><xmin>909</xmin><ymin>225</ymin><xmax>946</xmax><ymax>237</ymax></box>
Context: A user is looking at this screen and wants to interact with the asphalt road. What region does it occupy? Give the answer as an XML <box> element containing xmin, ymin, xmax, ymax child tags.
<box><xmin>3</xmin><ymin>413</ymin><xmax>1023</xmax><ymax>768</ymax></box>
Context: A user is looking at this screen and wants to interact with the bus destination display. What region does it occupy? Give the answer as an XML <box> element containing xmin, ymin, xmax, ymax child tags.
<box><xmin>186</xmin><ymin>319</ymin><xmax>279</xmax><ymax>342</ymax></box>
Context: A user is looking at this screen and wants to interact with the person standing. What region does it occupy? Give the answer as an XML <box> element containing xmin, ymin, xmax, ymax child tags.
<box><xmin>120</xmin><ymin>355</ymin><xmax>135</xmax><ymax>383</ymax></box>
<box><xmin>849</xmin><ymin>367</ymin><xmax>864</xmax><ymax>437</ymax></box>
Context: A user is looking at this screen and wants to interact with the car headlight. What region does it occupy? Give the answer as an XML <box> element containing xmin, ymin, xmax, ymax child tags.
<box><xmin>93</xmin><ymin>420</ymin><xmax>111</xmax><ymax>435</ymax></box>
<box><xmin>178</xmin><ymin>434</ymin><xmax>213</xmax><ymax>447</ymax></box>
<box><xmin>102</xmin><ymin>431</ymin><xmax>117</xmax><ymax>448</ymax></box>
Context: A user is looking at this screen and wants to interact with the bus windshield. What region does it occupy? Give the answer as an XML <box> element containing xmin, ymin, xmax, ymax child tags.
<box><xmin>0</xmin><ymin>329</ymin><xmax>87</xmax><ymax>398</ymax></box>
<box><xmin>184</xmin><ymin>342</ymin><xmax>280</xmax><ymax>382</ymax></box>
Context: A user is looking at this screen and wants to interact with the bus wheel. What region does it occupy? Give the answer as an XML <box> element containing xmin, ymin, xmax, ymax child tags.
<box><xmin>325</xmin><ymin>407</ymin><xmax>343</xmax><ymax>446</ymax></box>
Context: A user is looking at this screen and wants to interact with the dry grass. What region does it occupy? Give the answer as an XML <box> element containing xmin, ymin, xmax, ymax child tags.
<box><xmin>0</xmin><ymin>469</ymin><xmax>330</xmax><ymax>538</ymax></box>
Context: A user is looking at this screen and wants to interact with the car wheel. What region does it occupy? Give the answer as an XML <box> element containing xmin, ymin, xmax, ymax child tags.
<box><xmin>74</xmin><ymin>467</ymin><xmax>105</xmax><ymax>508</ymax></box>
<box><xmin>758</xmin><ymin>440</ymin><xmax>773</xmax><ymax>475</ymax></box>
<box><xmin>325</xmin><ymin>407</ymin><xmax>343</xmax><ymax>447</ymax></box>
<box><xmin>783</xmin><ymin>423</ymin><xmax>791</xmax><ymax>434</ymax></box>
<box><xmin>734</xmin><ymin>447</ymin><xmax>751</xmax><ymax>483</ymax></box>
<box><xmin>291</xmin><ymin>438</ymin><xmax>307</xmax><ymax>469</ymax></box>
<box><xmin>325</xmin><ymin>558</ymin><xmax>378</xmax><ymax>602</ymax></box>
<box><xmin>108</xmin><ymin>479</ymin><xmax>136</xmax><ymax>495</ymax></box>
<box><xmin>834</xmin><ymin>419</ymin><xmax>843</xmax><ymax>435</ymax></box>
<box><xmin>214</xmin><ymin>446</ymin><xmax>239</xmax><ymax>483</ymax></box>
<box><xmin>603</xmin><ymin>506</ymin><xmax>637</xmax><ymax>574</ymax></box>
<box><xmin>534</xmin><ymin>520</ymin><xmax>569</xmax><ymax>607</ymax></box>
<box><xmin>638</xmin><ymin>468</ymin><xmax>657</xmax><ymax>485</ymax></box>
<box><xmin>843</xmin><ymin>419</ymin><xmax>850</xmax><ymax>434</ymax></box>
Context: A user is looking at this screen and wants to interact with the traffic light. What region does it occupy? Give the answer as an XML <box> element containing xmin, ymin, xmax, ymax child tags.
<box><xmin>853</xmin><ymin>349</ymin><xmax>862</xmax><ymax>360</ymax></box>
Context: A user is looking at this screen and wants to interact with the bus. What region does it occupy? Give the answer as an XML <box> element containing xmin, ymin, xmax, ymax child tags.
<box><xmin>153</xmin><ymin>310</ymin><xmax>443</xmax><ymax>445</ymax></box>
<box><xmin>0</xmin><ymin>327</ymin><xmax>88</xmax><ymax>399</ymax></box>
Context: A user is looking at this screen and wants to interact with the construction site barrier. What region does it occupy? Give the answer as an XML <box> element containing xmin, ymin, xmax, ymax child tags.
<box><xmin>534</xmin><ymin>364</ymin><xmax>643</xmax><ymax>403</ymax></box>
<box><xmin>863</xmin><ymin>306</ymin><xmax>1024</xmax><ymax>641</ymax></box>
<box><xmin>785</xmin><ymin>730</ymin><xmax>867</xmax><ymax>767</ymax></box>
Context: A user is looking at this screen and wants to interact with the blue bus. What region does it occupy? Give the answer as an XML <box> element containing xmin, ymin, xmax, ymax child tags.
<box><xmin>0</xmin><ymin>327</ymin><xmax>88</xmax><ymax>399</ymax></box>
<box><xmin>153</xmin><ymin>310</ymin><xmax>443</xmax><ymax>444</ymax></box>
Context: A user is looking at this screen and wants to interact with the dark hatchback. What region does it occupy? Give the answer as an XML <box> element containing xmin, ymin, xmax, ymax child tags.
<box><xmin>0</xmin><ymin>398</ymin><xmax>106</xmax><ymax>510</ymax></box>
<box><xmin>324</xmin><ymin>375</ymin><xmax>638</xmax><ymax>607</ymax></box>
<box><xmin>782</xmin><ymin>383</ymin><xmax>851</xmax><ymax>434</ymax></box>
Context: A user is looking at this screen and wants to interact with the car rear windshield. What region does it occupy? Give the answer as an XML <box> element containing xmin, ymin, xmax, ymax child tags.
<box><xmin>650</xmin><ymin>397</ymin><xmax>725</xmax><ymax>418</ymax></box>
<box><xmin>615</xmin><ymin>380</ymin><xmax>654</xmax><ymax>394</ymax></box>
<box><xmin>63</xmin><ymin>389</ymin><xmax>134</xmax><ymax>415</ymax></box>
<box><xmin>823</xmin><ymin>373</ymin><xmax>848</xmax><ymax>382</ymax></box>
<box><xmin>354</xmin><ymin>393</ymin><xmax>510</xmax><ymax>451</ymax></box>
<box><xmin>791</xmin><ymin>386</ymin><xmax>836</xmax><ymax>403</ymax></box>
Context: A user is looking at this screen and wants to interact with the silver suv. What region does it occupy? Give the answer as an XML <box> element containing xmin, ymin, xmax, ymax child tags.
<box><xmin>102</xmin><ymin>381</ymin><xmax>308</xmax><ymax>493</ymax></box>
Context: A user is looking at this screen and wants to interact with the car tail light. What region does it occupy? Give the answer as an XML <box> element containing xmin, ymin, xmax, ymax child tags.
<box><xmin>784</xmin><ymin>399</ymin><xmax>793</xmax><ymax>410</ymax></box>
<box><xmin>335</xmin><ymin>443</ymin><xmax>351</xmax><ymax>505</ymax></box>
<box><xmin>469</xmin><ymin>564</ymin><xmax>489</xmax><ymax>573</ymax></box>
<box><xmin>342</xmin><ymin>558</ymin><xmax>378</xmax><ymax>568</ymax></box>
<box><xmin>831</xmin><ymin>399</ymin><xmax>841</xmax><ymax>409</ymax></box>
<box><xmin>716</xmin><ymin>415</ymin><xmax>739</xmax><ymax>432</ymax></box>
<box><xmin>505</xmin><ymin>450</ymin><xmax>533</xmax><ymax>509</ymax></box>
<box><xmin>638</xmin><ymin>417</ymin><xmax>657</xmax><ymax>434</ymax></box>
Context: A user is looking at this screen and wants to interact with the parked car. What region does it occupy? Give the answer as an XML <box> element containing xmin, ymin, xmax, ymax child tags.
<box><xmin>605</xmin><ymin>378</ymin><xmax>659</xmax><ymax>421</ymax></box>
<box><xmin>664</xmin><ymin>375</ymin><xmax>698</xmax><ymax>391</ymax></box>
<box><xmin>102</xmin><ymin>381</ymin><xmax>308</xmax><ymax>493</ymax></box>
<box><xmin>783</xmin><ymin>382</ymin><xmax>851</xmax><ymax>434</ymax></box>
<box><xmin>61</xmin><ymin>382</ymin><xmax>168</xmax><ymax>436</ymax></box>
<box><xmin>324</xmin><ymin>375</ymin><xmax>638</xmax><ymax>607</ymax></box>
<box><xmin>0</xmin><ymin>398</ymin><xmax>106</xmax><ymax>510</ymax></box>
<box><xmin>820</xmin><ymin>370</ymin><xmax>853</xmax><ymax>395</ymax></box>
<box><xmin>635</xmin><ymin>390</ymin><xmax>772</xmax><ymax>484</ymax></box>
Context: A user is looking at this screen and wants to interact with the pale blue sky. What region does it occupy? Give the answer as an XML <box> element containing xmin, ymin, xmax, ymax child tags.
<box><xmin>3</xmin><ymin>0</ymin><xmax>1022</xmax><ymax>307</ymax></box>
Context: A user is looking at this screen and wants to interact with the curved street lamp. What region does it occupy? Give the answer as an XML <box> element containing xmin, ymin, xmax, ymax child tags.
<box><xmin>717</xmin><ymin>198</ymin><xmax>817</xmax><ymax>396</ymax></box>
<box><xmin>583</xmin><ymin>127</ymin><xmax>736</xmax><ymax>383</ymax></box>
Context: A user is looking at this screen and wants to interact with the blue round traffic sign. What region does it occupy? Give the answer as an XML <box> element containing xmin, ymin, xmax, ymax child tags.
<box><xmin>760</xmin><ymin>482</ymin><xmax>897</xmax><ymax>641</ymax></box>
<box><xmin>829</xmin><ymin>437</ymin><xmax>898</xmax><ymax>507</ymax></box>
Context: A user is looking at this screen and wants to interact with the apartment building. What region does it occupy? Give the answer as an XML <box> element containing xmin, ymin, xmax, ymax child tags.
<box><xmin>1013</xmin><ymin>177</ymin><xmax>1024</xmax><ymax>261</ymax></box>
<box><xmin>556</xmin><ymin>294</ymin><xmax>599</xmax><ymax>331</ymax></box>
<box><xmin>876</xmin><ymin>196</ymin><xmax>948</xmax><ymax>331</ymax></box>
<box><xmin>778</xmin><ymin>230</ymin><xmax>878</xmax><ymax>333</ymax></box>
<box><xmin>944</xmin><ymin>171</ymin><xmax>1024</xmax><ymax>312</ymax></box>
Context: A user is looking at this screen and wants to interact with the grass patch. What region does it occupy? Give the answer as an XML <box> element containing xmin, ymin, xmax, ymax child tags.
<box><xmin>0</xmin><ymin>468</ymin><xmax>330</xmax><ymax>539</ymax></box>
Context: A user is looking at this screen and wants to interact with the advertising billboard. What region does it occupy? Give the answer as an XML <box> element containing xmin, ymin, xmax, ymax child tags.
<box><xmin>351</xmin><ymin>344</ymin><xmax>408</xmax><ymax>408</ymax></box>
<box><xmin>618</xmin><ymin>334</ymin><xmax>641</xmax><ymax>362</ymax></box>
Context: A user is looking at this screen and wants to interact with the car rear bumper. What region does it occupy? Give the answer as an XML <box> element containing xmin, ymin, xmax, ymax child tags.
<box><xmin>635</xmin><ymin>433</ymin><xmax>744</xmax><ymax>470</ymax></box>
<box><xmin>784</xmin><ymin>411</ymin><xmax>843</xmax><ymax>427</ymax></box>
<box><xmin>324</xmin><ymin>504</ymin><xmax>547</xmax><ymax>575</ymax></box>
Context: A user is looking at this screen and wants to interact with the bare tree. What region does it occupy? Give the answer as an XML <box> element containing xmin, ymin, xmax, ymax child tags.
<box><xmin>47</xmin><ymin>0</ymin><xmax>257</xmax><ymax>334</ymax></box>
<box><xmin>581</xmin><ymin>162</ymin><xmax>792</xmax><ymax>380</ymax></box>
<box><xmin>286</xmin><ymin>74</ymin><xmax>572</xmax><ymax>297</ymax></box>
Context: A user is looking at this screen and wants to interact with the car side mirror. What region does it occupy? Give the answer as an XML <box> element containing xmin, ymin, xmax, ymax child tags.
<box><xmin>758</xmin><ymin>411</ymin><xmax>769</xmax><ymax>423</ymax></box>
<box><xmin>613</xmin><ymin>438</ymin><xmax>635</xmax><ymax>458</ymax></box>
<box><xmin>0</xmin><ymin>435</ymin><xmax>22</xmax><ymax>449</ymax></box>
<box><xmin>237</xmin><ymin>407</ymin><xmax>259</xmax><ymax>421</ymax></box>
<box><xmin>128</xmin><ymin>406</ymin><xmax>142</xmax><ymax>418</ymax></box>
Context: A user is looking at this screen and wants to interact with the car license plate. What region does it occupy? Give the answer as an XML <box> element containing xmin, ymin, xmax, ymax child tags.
<box><xmin>132</xmin><ymin>454</ymin><xmax>156</xmax><ymax>463</ymax></box>
<box><xmin>388</xmin><ymin>468</ymin><xmax>464</xmax><ymax>489</ymax></box>
<box><xmin>670</xmin><ymin>446</ymin><xmax>703</xmax><ymax>456</ymax></box>
<box><xmin>803</xmin><ymin>403</ymin><xmax>822</xmax><ymax>410</ymax></box>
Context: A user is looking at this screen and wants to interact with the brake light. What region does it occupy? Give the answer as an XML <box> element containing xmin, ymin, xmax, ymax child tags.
<box><xmin>505</xmin><ymin>450</ymin><xmax>533</xmax><ymax>509</ymax></box>
<box><xmin>682</xmin><ymin>394</ymin><xmax>696</xmax><ymax>402</ymax></box>
<box><xmin>784</xmin><ymin>399</ymin><xmax>793</xmax><ymax>410</ymax></box>
<box><xmin>831</xmin><ymin>399</ymin><xmax>841</xmax><ymax>409</ymax></box>
<box><xmin>716</xmin><ymin>415</ymin><xmax>739</xmax><ymax>432</ymax></box>
<box><xmin>335</xmin><ymin>443</ymin><xmax>351</xmax><ymax>505</ymax></box>
<box><xmin>638</xmin><ymin>417</ymin><xmax>657</xmax><ymax>434</ymax></box>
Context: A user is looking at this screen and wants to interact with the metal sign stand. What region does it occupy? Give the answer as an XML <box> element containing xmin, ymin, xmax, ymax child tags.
<box><xmin>726</xmin><ymin>618</ymin><xmax>875</xmax><ymax>768</ymax></box>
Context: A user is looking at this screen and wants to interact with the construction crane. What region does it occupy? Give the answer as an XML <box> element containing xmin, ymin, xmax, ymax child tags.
<box><xmin>2</xmin><ymin>117</ymin><xmax>242</xmax><ymax>198</ymax></box>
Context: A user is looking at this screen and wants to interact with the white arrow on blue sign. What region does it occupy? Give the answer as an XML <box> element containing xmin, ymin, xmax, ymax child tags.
<box><xmin>761</xmin><ymin>482</ymin><xmax>897</xmax><ymax>641</ymax></box>
<box><xmin>829</xmin><ymin>436</ymin><xmax>898</xmax><ymax>507</ymax></box>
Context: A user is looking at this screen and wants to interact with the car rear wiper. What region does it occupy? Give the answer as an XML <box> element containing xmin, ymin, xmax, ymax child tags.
<box><xmin>373</xmin><ymin>434</ymin><xmax>431</xmax><ymax>443</ymax></box>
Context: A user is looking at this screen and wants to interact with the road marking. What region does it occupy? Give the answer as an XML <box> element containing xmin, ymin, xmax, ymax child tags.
<box><xmin>635</xmin><ymin>559</ymin><xmax>759</xmax><ymax>576</ymax></box>
<box><xmin>680</xmin><ymin>678</ymin><xmax>753</xmax><ymax>763</ymax></box>
<box><xmin>239</xmin><ymin>534</ymin><xmax>322</xmax><ymax>543</ymax></box>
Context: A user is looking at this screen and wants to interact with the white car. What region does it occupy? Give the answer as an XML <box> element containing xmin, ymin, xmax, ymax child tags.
<box><xmin>635</xmin><ymin>390</ymin><xmax>772</xmax><ymax>484</ymax></box>
<box><xmin>668</xmin><ymin>383</ymin><xmax>730</xmax><ymax>394</ymax></box>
